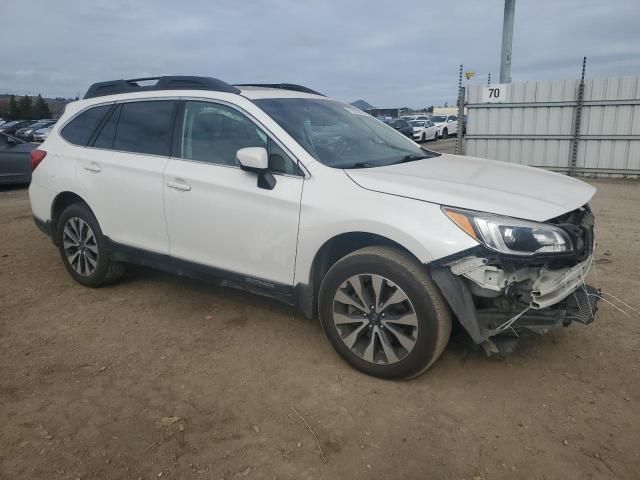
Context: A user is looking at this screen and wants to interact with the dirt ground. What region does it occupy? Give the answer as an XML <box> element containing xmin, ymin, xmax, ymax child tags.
<box><xmin>1</xmin><ymin>177</ymin><xmax>639</xmax><ymax>480</ymax></box>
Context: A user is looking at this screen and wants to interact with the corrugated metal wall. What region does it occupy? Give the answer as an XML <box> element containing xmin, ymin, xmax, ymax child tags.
<box><xmin>465</xmin><ymin>76</ymin><xmax>640</xmax><ymax>176</ymax></box>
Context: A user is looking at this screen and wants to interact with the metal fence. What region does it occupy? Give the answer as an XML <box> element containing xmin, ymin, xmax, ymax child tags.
<box><xmin>465</xmin><ymin>74</ymin><xmax>640</xmax><ymax>177</ymax></box>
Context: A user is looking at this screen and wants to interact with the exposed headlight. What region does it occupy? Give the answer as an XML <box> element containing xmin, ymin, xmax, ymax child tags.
<box><xmin>443</xmin><ymin>207</ymin><xmax>573</xmax><ymax>255</ymax></box>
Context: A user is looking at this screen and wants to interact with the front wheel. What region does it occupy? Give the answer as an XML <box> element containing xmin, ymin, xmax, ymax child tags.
<box><xmin>318</xmin><ymin>246</ymin><xmax>452</xmax><ymax>379</ymax></box>
<box><xmin>442</xmin><ymin>128</ymin><xmax>448</xmax><ymax>138</ymax></box>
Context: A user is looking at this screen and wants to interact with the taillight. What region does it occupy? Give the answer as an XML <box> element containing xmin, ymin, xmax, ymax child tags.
<box><xmin>30</xmin><ymin>149</ymin><xmax>47</xmax><ymax>171</ymax></box>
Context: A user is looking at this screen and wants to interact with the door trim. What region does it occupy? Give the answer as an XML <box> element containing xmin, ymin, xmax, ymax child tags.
<box><xmin>103</xmin><ymin>237</ymin><xmax>296</xmax><ymax>304</ymax></box>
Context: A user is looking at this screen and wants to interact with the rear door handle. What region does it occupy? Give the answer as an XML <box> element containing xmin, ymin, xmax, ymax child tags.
<box><xmin>83</xmin><ymin>162</ymin><xmax>102</xmax><ymax>173</ymax></box>
<box><xmin>166</xmin><ymin>179</ymin><xmax>191</xmax><ymax>191</ymax></box>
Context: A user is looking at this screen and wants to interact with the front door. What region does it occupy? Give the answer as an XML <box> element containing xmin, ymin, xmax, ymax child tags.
<box><xmin>163</xmin><ymin>100</ymin><xmax>304</xmax><ymax>286</ymax></box>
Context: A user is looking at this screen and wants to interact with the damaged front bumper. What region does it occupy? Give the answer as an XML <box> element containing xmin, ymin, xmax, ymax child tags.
<box><xmin>431</xmin><ymin>250</ymin><xmax>599</xmax><ymax>356</ymax></box>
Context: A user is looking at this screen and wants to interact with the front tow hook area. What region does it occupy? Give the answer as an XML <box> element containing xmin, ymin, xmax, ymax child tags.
<box><xmin>564</xmin><ymin>284</ymin><xmax>600</xmax><ymax>325</ymax></box>
<box><xmin>480</xmin><ymin>285</ymin><xmax>601</xmax><ymax>356</ymax></box>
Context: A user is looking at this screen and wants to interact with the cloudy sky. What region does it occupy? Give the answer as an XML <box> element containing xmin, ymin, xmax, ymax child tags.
<box><xmin>1</xmin><ymin>0</ymin><xmax>639</xmax><ymax>107</ymax></box>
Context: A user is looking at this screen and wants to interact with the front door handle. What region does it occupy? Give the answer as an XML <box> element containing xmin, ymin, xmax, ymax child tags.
<box><xmin>166</xmin><ymin>179</ymin><xmax>191</xmax><ymax>191</ymax></box>
<box><xmin>83</xmin><ymin>162</ymin><xmax>102</xmax><ymax>173</ymax></box>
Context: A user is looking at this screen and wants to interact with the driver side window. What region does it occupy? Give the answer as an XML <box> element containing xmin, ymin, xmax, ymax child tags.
<box><xmin>180</xmin><ymin>101</ymin><xmax>301</xmax><ymax>175</ymax></box>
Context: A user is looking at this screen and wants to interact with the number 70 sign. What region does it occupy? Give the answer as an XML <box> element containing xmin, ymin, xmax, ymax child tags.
<box><xmin>482</xmin><ymin>84</ymin><xmax>508</xmax><ymax>103</ymax></box>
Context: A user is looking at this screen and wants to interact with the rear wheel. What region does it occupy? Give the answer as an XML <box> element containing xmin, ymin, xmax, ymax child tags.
<box><xmin>318</xmin><ymin>246</ymin><xmax>452</xmax><ymax>379</ymax></box>
<box><xmin>56</xmin><ymin>203</ymin><xmax>125</xmax><ymax>287</ymax></box>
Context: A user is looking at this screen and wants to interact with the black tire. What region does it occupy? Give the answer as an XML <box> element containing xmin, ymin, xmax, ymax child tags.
<box><xmin>442</xmin><ymin>128</ymin><xmax>448</xmax><ymax>138</ymax></box>
<box><xmin>56</xmin><ymin>203</ymin><xmax>125</xmax><ymax>287</ymax></box>
<box><xmin>421</xmin><ymin>132</ymin><xmax>426</xmax><ymax>142</ymax></box>
<box><xmin>318</xmin><ymin>246</ymin><xmax>452</xmax><ymax>379</ymax></box>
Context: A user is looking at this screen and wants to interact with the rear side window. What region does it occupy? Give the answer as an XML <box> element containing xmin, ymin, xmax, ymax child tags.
<box><xmin>61</xmin><ymin>105</ymin><xmax>111</xmax><ymax>146</ymax></box>
<box><xmin>93</xmin><ymin>105</ymin><xmax>121</xmax><ymax>149</ymax></box>
<box><xmin>113</xmin><ymin>101</ymin><xmax>175</xmax><ymax>156</ymax></box>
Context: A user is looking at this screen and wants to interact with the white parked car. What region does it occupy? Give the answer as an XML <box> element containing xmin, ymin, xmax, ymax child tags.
<box><xmin>33</xmin><ymin>126</ymin><xmax>52</xmax><ymax>142</ymax></box>
<box><xmin>29</xmin><ymin>76</ymin><xmax>599</xmax><ymax>379</ymax></box>
<box><xmin>409</xmin><ymin>119</ymin><xmax>438</xmax><ymax>142</ymax></box>
<box><xmin>400</xmin><ymin>115</ymin><xmax>430</xmax><ymax>123</ymax></box>
<box><xmin>430</xmin><ymin>114</ymin><xmax>458</xmax><ymax>138</ymax></box>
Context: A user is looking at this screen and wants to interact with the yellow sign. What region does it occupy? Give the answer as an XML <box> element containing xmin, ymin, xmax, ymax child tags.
<box><xmin>464</xmin><ymin>71</ymin><xmax>476</xmax><ymax>80</ymax></box>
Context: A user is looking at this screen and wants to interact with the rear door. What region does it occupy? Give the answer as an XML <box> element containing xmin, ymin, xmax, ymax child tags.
<box><xmin>162</xmin><ymin>100</ymin><xmax>304</xmax><ymax>285</ymax></box>
<box><xmin>74</xmin><ymin>100</ymin><xmax>176</xmax><ymax>253</ymax></box>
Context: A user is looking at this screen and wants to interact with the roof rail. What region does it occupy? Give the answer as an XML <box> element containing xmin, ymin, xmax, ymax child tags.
<box><xmin>83</xmin><ymin>76</ymin><xmax>241</xmax><ymax>99</ymax></box>
<box><xmin>234</xmin><ymin>83</ymin><xmax>325</xmax><ymax>96</ymax></box>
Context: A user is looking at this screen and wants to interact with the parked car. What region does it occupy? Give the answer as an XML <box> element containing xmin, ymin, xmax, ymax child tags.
<box><xmin>33</xmin><ymin>126</ymin><xmax>53</xmax><ymax>143</ymax></box>
<box><xmin>15</xmin><ymin>120</ymin><xmax>56</xmax><ymax>142</ymax></box>
<box><xmin>29</xmin><ymin>76</ymin><xmax>598</xmax><ymax>379</ymax></box>
<box><xmin>384</xmin><ymin>118</ymin><xmax>414</xmax><ymax>138</ymax></box>
<box><xmin>400</xmin><ymin>115</ymin><xmax>430</xmax><ymax>122</ymax></box>
<box><xmin>409</xmin><ymin>119</ymin><xmax>438</xmax><ymax>142</ymax></box>
<box><xmin>0</xmin><ymin>132</ymin><xmax>36</xmax><ymax>185</ymax></box>
<box><xmin>430</xmin><ymin>114</ymin><xmax>458</xmax><ymax>138</ymax></box>
<box><xmin>0</xmin><ymin>120</ymin><xmax>34</xmax><ymax>136</ymax></box>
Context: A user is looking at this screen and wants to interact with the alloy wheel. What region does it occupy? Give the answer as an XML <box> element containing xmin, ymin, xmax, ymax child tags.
<box><xmin>332</xmin><ymin>274</ymin><xmax>418</xmax><ymax>365</ymax></box>
<box><xmin>62</xmin><ymin>217</ymin><xmax>99</xmax><ymax>276</ymax></box>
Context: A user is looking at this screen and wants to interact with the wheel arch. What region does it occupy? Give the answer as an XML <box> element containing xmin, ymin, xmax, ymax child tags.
<box><xmin>50</xmin><ymin>191</ymin><xmax>94</xmax><ymax>244</ymax></box>
<box><xmin>296</xmin><ymin>231</ymin><xmax>424</xmax><ymax>319</ymax></box>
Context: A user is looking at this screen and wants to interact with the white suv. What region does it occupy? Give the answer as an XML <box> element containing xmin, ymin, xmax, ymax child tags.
<box><xmin>29</xmin><ymin>76</ymin><xmax>599</xmax><ymax>379</ymax></box>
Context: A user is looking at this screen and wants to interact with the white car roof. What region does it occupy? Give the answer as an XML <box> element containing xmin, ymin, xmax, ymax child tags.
<box><xmin>237</xmin><ymin>86</ymin><xmax>325</xmax><ymax>100</ymax></box>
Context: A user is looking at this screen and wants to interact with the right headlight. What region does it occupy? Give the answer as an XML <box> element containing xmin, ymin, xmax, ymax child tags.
<box><xmin>443</xmin><ymin>207</ymin><xmax>573</xmax><ymax>256</ymax></box>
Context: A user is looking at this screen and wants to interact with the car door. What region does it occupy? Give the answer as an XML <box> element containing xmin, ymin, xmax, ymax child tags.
<box><xmin>162</xmin><ymin>100</ymin><xmax>304</xmax><ymax>286</ymax></box>
<box><xmin>425</xmin><ymin>120</ymin><xmax>437</xmax><ymax>140</ymax></box>
<box><xmin>73</xmin><ymin>100</ymin><xmax>176</xmax><ymax>254</ymax></box>
<box><xmin>0</xmin><ymin>133</ymin><xmax>32</xmax><ymax>184</ymax></box>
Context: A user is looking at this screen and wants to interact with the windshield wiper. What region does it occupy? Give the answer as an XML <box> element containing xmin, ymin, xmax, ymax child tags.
<box><xmin>389</xmin><ymin>154</ymin><xmax>432</xmax><ymax>165</ymax></box>
<box><xmin>341</xmin><ymin>162</ymin><xmax>374</xmax><ymax>169</ymax></box>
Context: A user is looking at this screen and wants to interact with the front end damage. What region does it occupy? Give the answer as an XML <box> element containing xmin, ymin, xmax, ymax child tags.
<box><xmin>432</xmin><ymin>206</ymin><xmax>599</xmax><ymax>355</ymax></box>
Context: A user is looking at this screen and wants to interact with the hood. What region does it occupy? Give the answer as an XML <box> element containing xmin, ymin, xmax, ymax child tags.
<box><xmin>345</xmin><ymin>153</ymin><xmax>596</xmax><ymax>222</ymax></box>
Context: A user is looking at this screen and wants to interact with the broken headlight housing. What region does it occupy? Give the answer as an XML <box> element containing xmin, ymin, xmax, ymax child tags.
<box><xmin>443</xmin><ymin>207</ymin><xmax>573</xmax><ymax>255</ymax></box>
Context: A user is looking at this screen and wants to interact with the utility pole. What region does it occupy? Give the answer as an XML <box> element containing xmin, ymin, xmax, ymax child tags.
<box><xmin>499</xmin><ymin>0</ymin><xmax>516</xmax><ymax>83</ymax></box>
<box><xmin>455</xmin><ymin>64</ymin><xmax>464</xmax><ymax>155</ymax></box>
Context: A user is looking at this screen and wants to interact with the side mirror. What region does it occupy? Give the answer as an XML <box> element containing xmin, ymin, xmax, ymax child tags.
<box><xmin>236</xmin><ymin>147</ymin><xmax>276</xmax><ymax>190</ymax></box>
<box><xmin>237</xmin><ymin>147</ymin><xmax>268</xmax><ymax>171</ymax></box>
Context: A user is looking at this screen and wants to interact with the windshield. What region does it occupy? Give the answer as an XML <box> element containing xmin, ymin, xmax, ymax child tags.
<box><xmin>255</xmin><ymin>98</ymin><xmax>440</xmax><ymax>168</ymax></box>
<box><xmin>430</xmin><ymin>115</ymin><xmax>447</xmax><ymax>123</ymax></box>
<box><xmin>409</xmin><ymin>121</ymin><xmax>425</xmax><ymax>127</ymax></box>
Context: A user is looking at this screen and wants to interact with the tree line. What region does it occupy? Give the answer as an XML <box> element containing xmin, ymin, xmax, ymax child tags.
<box><xmin>0</xmin><ymin>94</ymin><xmax>52</xmax><ymax>120</ymax></box>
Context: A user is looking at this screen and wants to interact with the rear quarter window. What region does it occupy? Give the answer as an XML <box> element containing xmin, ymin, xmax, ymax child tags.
<box><xmin>60</xmin><ymin>104</ymin><xmax>111</xmax><ymax>146</ymax></box>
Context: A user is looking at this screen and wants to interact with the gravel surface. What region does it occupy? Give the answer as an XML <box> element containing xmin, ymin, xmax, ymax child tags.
<box><xmin>1</xmin><ymin>179</ymin><xmax>638</xmax><ymax>479</ymax></box>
